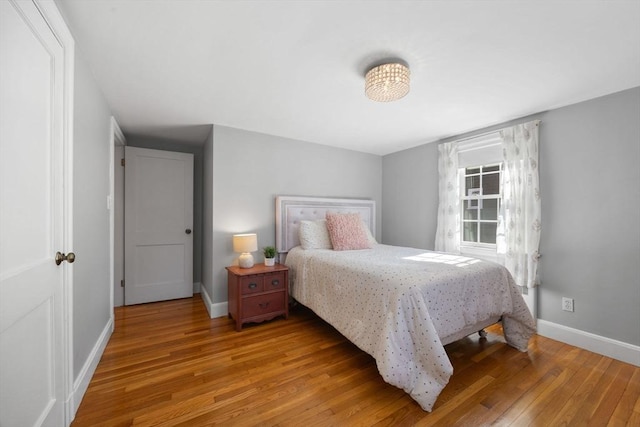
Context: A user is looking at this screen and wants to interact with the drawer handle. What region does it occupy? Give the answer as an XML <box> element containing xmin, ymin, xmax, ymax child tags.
<box><xmin>259</xmin><ymin>302</ymin><xmax>270</xmax><ymax>309</ymax></box>
<box><xmin>271</xmin><ymin>279</ymin><xmax>279</xmax><ymax>286</ymax></box>
<box><xmin>248</xmin><ymin>283</ymin><xmax>258</xmax><ymax>289</ymax></box>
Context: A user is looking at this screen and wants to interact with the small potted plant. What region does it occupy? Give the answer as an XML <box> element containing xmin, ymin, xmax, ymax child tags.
<box><xmin>263</xmin><ymin>246</ymin><xmax>276</xmax><ymax>267</ymax></box>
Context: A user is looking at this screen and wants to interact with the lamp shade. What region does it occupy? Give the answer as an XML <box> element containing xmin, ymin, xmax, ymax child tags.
<box><xmin>233</xmin><ymin>233</ymin><xmax>258</xmax><ymax>254</ymax></box>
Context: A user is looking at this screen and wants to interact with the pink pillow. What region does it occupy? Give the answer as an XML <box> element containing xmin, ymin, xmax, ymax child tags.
<box><xmin>325</xmin><ymin>212</ymin><xmax>372</xmax><ymax>251</ymax></box>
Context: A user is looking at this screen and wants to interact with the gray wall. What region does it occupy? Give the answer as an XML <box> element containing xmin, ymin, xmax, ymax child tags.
<box><xmin>72</xmin><ymin>54</ymin><xmax>112</xmax><ymax>378</ymax></box>
<box><xmin>381</xmin><ymin>87</ymin><xmax>640</xmax><ymax>346</ymax></box>
<box><xmin>126</xmin><ymin>135</ymin><xmax>204</xmax><ymax>287</ymax></box>
<box><xmin>537</xmin><ymin>88</ymin><xmax>639</xmax><ymax>345</ymax></box>
<box><xmin>382</xmin><ymin>142</ymin><xmax>439</xmax><ymax>249</ymax></box>
<box><xmin>206</xmin><ymin>125</ymin><xmax>382</xmax><ymax>304</ymax></box>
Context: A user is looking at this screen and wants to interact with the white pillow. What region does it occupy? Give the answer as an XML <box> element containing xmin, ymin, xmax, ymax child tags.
<box><xmin>362</xmin><ymin>219</ymin><xmax>377</xmax><ymax>245</ymax></box>
<box><xmin>299</xmin><ymin>219</ymin><xmax>333</xmax><ymax>249</ymax></box>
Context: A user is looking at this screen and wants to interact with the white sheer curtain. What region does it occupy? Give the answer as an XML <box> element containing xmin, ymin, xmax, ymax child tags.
<box><xmin>434</xmin><ymin>141</ymin><xmax>460</xmax><ymax>253</ymax></box>
<box><xmin>497</xmin><ymin>120</ymin><xmax>541</xmax><ymax>288</ymax></box>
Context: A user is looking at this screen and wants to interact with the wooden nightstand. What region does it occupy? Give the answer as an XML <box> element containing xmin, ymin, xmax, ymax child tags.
<box><xmin>226</xmin><ymin>263</ymin><xmax>289</xmax><ymax>331</ymax></box>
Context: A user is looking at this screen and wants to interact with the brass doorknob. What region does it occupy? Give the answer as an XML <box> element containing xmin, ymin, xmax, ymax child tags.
<box><xmin>185</xmin><ymin>229</ymin><xmax>192</xmax><ymax>234</ymax></box>
<box><xmin>55</xmin><ymin>252</ymin><xmax>76</xmax><ymax>265</ymax></box>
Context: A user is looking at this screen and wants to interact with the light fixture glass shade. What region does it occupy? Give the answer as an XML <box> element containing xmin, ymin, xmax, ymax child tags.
<box><xmin>365</xmin><ymin>63</ymin><xmax>410</xmax><ymax>102</ymax></box>
<box><xmin>233</xmin><ymin>233</ymin><xmax>258</xmax><ymax>268</ymax></box>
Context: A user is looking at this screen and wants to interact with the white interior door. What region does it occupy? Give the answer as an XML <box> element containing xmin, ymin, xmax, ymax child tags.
<box><xmin>0</xmin><ymin>1</ymin><xmax>69</xmax><ymax>426</ymax></box>
<box><xmin>124</xmin><ymin>147</ymin><xmax>193</xmax><ymax>305</ymax></box>
<box><xmin>113</xmin><ymin>144</ymin><xmax>125</xmax><ymax>307</ymax></box>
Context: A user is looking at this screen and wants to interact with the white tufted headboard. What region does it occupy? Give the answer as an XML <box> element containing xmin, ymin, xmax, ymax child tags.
<box><xmin>276</xmin><ymin>196</ymin><xmax>376</xmax><ymax>254</ymax></box>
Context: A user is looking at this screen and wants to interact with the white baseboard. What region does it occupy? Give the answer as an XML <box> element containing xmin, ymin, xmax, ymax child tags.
<box><xmin>199</xmin><ymin>285</ymin><xmax>228</xmax><ymax>319</ymax></box>
<box><xmin>193</xmin><ymin>281</ymin><xmax>201</xmax><ymax>294</ymax></box>
<box><xmin>537</xmin><ymin>319</ymin><xmax>640</xmax><ymax>367</ymax></box>
<box><xmin>68</xmin><ymin>316</ymin><xmax>114</xmax><ymax>421</ymax></box>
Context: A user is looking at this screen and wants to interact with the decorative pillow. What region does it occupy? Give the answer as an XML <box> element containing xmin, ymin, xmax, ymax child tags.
<box><xmin>299</xmin><ymin>219</ymin><xmax>333</xmax><ymax>250</ymax></box>
<box><xmin>325</xmin><ymin>212</ymin><xmax>372</xmax><ymax>251</ymax></box>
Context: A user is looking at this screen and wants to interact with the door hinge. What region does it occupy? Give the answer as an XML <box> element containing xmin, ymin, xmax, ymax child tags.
<box><xmin>121</xmin><ymin>158</ymin><xmax>125</xmax><ymax>167</ymax></box>
<box><xmin>120</xmin><ymin>279</ymin><xmax>125</xmax><ymax>287</ymax></box>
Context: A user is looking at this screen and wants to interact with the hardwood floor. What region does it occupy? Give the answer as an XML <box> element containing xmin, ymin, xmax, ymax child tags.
<box><xmin>72</xmin><ymin>295</ymin><xmax>639</xmax><ymax>426</ymax></box>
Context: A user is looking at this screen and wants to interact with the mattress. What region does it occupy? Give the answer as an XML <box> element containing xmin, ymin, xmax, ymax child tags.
<box><xmin>285</xmin><ymin>244</ymin><xmax>536</xmax><ymax>411</ymax></box>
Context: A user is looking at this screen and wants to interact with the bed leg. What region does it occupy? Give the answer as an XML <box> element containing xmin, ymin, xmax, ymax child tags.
<box><xmin>478</xmin><ymin>329</ymin><xmax>487</xmax><ymax>338</ymax></box>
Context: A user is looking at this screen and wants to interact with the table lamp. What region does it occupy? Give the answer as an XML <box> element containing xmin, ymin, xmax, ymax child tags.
<box><xmin>233</xmin><ymin>233</ymin><xmax>258</xmax><ymax>268</ymax></box>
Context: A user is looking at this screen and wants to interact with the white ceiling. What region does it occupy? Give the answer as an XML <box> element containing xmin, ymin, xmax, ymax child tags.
<box><xmin>57</xmin><ymin>0</ymin><xmax>640</xmax><ymax>155</ymax></box>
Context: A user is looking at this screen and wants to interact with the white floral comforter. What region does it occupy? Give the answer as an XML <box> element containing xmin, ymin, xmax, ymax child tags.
<box><xmin>285</xmin><ymin>244</ymin><xmax>536</xmax><ymax>411</ymax></box>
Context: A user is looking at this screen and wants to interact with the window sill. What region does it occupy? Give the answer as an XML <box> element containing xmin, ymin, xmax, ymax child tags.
<box><xmin>460</xmin><ymin>245</ymin><xmax>498</xmax><ymax>263</ymax></box>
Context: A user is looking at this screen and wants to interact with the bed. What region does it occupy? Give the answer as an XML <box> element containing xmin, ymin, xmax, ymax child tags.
<box><xmin>276</xmin><ymin>196</ymin><xmax>536</xmax><ymax>411</ymax></box>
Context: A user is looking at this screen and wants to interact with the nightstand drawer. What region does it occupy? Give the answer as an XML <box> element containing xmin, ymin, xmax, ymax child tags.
<box><xmin>243</xmin><ymin>293</ymin><xmax>285</xmax><ymax>318</ymax></box>
<box><xmin>263</xmin><ymin>272</ymin><xmax>285</xmax><ymax>291</ymax></box>
<box><xmin>240</xmin><ymin>276</ymin><xmax>263</xmax><ymax>294</ymax></box>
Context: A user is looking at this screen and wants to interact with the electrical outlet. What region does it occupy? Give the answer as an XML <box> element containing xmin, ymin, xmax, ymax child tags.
<box><xmin>562</xmin><ymin>297</ymin><xmax>574</xmax><ymax>312</ymax></box>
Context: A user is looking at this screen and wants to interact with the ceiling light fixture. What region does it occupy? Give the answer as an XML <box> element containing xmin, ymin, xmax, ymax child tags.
<box><xmin>365</xmin><ymin>62</ymin><xmax>410</xmax><ymax>102</ymax></box>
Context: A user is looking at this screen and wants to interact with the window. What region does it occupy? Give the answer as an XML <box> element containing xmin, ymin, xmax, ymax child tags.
<box><xmin>436</xmin><ymin>121</ymin><xmax>540</xmax><ymax>285</ymax></box>
<box><xmin>460</xmin><ymin>163</ymin><xmax>502</xmax><ymax>246</ymax></box>
<box><xmin>435</xmin><ymin>131</ymin><xmax>503</xmax><ymax>257</ymax></box>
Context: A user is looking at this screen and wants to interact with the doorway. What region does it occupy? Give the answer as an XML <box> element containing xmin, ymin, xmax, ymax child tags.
<box><xmin>113</xmin><ymin>137</ymin><xmax>203</xmax><ymax>307</ymax></box>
